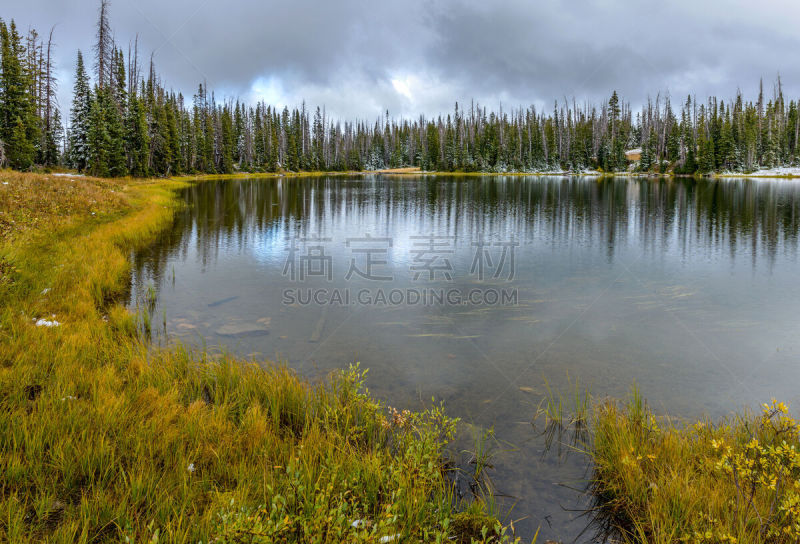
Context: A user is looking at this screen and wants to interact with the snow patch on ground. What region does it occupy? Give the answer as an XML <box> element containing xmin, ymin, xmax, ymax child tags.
<box><xmin>52</xmin><ymin>173</ymin><xmax>85</xmax><ymax>178</ymax></box>
<box><xmin>35</xmin><ymin>318</ymin><xmax>60</xmax><ymax>327</ymax></box>
<box><xmin>719</xmin><ymin>167</ymin><xmax>800</xmax><ymax>178</ymax></box>
<box><xmin>35</xmin><ymin>315</ymin><xmax>60</xmax><ymax>327</ymax></box>
<box><xmin>526</xmin><ymin>168</ymin><xmax>601</xmax><ymax>175</ymax></box>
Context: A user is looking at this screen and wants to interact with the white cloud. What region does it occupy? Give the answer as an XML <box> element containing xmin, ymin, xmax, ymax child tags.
<box><xmin>250</xmin><ymin>76</ymin><xmax>287</xmax><ymax>108</ymax></box>
<box><xmin>391</xmin><ymin>77</ymin><xmax>413</xmax><ymax>101</ymax></box>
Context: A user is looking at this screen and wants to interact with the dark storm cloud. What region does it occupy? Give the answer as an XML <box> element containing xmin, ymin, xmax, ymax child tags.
<box><xmin>4</xmin><ymin>0</ymin><xmax>800</xmax><ymax>120</ymax></box>
<box><xmin>425</xmin><ymin>0</ymin><xmax>800</xmax><ymax>109</ymax></box>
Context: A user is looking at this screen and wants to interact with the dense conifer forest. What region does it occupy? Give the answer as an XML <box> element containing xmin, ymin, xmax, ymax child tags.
<box><xmin>2</xmin><ymin>4</ymin><xmax>799</xmax><ymax>176</ymax></box>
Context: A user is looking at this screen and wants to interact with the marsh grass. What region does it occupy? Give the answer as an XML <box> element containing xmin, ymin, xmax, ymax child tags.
<box><xmin>0</xmin><ymin>171</ymin><xmax>521</xmax><ymax>543</ymax></box>
<box><xmin>532</xmin><ymin>376</ymin><xmax>591</xmax><ymax>458</ymax></box>
<box><xmin>531</xmin><ymin>378</ymin><xmax>800</xmax><ymax>542</ymax></box>
<box><xmin>590</xmin><ymin>390</ymin><xmax>800</xmax><ymax>543</ymax></box>
<box><xmin>467</xmin><ymin>427</ymin><xmax>497</xmax><ymax>496</ymax></box>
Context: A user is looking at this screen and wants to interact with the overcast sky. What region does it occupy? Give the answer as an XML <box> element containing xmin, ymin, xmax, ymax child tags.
<box><xmin>5</xmin><ymin>0</ymin><xmax>800</xmax><ymax>121</ymax></box>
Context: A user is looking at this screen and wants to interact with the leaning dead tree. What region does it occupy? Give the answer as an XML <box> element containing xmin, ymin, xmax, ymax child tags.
<box><xmin>94</xmin><ymin>0</ymin><xmax>113</xmax><ymax>89</ymax></box>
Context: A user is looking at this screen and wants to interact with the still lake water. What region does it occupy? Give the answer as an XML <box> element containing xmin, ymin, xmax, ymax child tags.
<box><xmin>130</xmin><ymin>175</ymin><xmax>800</xmax><ymax>541</ymax></box>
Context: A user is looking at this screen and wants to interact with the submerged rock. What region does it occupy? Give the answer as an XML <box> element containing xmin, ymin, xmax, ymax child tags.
<box><xmin>207</xmin><ymin>295</ymin><xmax>239</xmax><ymax>308</ymax></box>
<box><xmin>215</xmin><ymin>322</ymin><xmax>269</xmax><ymax>338</ymax></box>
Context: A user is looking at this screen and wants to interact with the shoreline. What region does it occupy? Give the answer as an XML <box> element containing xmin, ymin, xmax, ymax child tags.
<box><xmin>2</xmin><ymin>170</ymin><xmax>798</xmax><ymax>542</ymax></box>
<box><xmin>28</xmin><ymin>166</ymin><xmax>800</xmax><ymax>181</ymax></box>
<box><xmin>183</xmin><ymin>169</ymin><xmax>800</xmax><ymax>180</ymax></box>
<box><xmin>0</xmin><ymin>171</ymin><xmax>511</xmax><ymax>543</ymax></box>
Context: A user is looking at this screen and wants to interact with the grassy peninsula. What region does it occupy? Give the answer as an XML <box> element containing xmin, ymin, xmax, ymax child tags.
<box><xmin>0</xmin><ymin>171</ymin><xmax>516</xmax><ymax>543</ymax></box>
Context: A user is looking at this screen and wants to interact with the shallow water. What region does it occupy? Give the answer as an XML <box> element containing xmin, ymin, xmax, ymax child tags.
<box><xmin>130</xmin><ymin>175</ymin><xmax>800</xmax><ymax>541</ymax></box>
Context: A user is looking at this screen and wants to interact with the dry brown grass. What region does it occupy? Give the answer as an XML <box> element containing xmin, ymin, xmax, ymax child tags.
<box><xmin>373</xmin><ymin>167</ymin><xmax>424</xmax><ymax>174</ymax></box>
<box><xmin>0</xmin><ymin>170</ymin><xmax>130</xmax><ymax>241</ymax></box>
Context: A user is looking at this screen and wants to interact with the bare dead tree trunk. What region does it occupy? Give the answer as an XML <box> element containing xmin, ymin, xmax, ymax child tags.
<box><xmin>45</xmin><ymin>27</ymin><xmax>55</xmax><ymax>147</ymax></box>
<box><xmin>127</xmin><ymin>34</ymin><xmax>140</xmax><ymax>98</ymax></box>
<box><xmin>95</xmin><ymin>0</ymin><xmax>112</xmax><ymax>89</ymax></box>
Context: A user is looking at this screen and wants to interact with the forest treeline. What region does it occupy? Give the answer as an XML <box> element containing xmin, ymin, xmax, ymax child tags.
<box><xmin>2</xmin><ymin>3</ymin><xmax>800</xmax><ymax>176</ymax></box>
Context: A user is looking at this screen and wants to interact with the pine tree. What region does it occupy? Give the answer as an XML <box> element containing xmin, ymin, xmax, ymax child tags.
<box><xmin>165</xmin><ymin>97</ymin><xmax>181</xmax><ymax>175</ymax></box>
<box><xmin>312</xmin><ymin>106</ymin><xmax>324</xmax><ymax>170</ymax></box>
<box><xmin>202</xmin><ymin>91</ymin><xmax>215</xmax><ymax>172</ymax></box>
<box><xmin>125</xmin><ymin>95</ymin><xmax>149</xmax><ymax>176</ymax></box>
<box><xmin>220</xmin><ymin>106</ymin><xmax>234</xmax><ymax>173</ymax></box>
<box><xmin>149</xmin><ymin>97</ymin><xmax>168</xmax><ymax>174</ymax></box>
<box><xmin>0</xmin><ymin>20</ymin><xmax>38</xmax><ymax>169</ymax></box>
<box><xmin>718</xmin><ymin>113</ymin><xmax>736</xmax><ymax>171</ymax></box>
<box><xmin>7</xmin><ymin>116</ymin><xmax>35</xmax><ymax>169</ymax></box>
<box><xmin>695</xmin><ymin>109</ymin><xmax>715</xmax><ymax>174</ymax></box>
<box><xmin>104</xmin><ymin>90</ymin><xmax>126</xmax><ymax>176</ymax></box>
<box><xmin>102</xmin><ymin>48</ymin><xmax>127</xmax><ymax>177</ymax></box>
<box><xmin>667</xmin><ymin>122</ymin><xmax>680</xmax><ymax>163</ymax></box>
<box><xmin>69</xmin><ymin>50</ymin><xmax>92</xmax><ymax>170</ymax></box>
<box><xmin>612</xmin><ymin>138</ymin><xmax>626</xmax><ymax>171</ymax></box>
<box><xmin>608</xmin><ymin>91</ymin><xmax>621</xmax><ymax>139</ymax></box>
<box><xmin>86</xmin><ymin>91</ymin><xmax>108</xmax><ymax>176</ymax></box>
<box><xmin>267</xmin><ymin>109</ymin><xmax>279</xmax><ymax>171</ymax></box>
<box><xmin>640</xmin><ymin>133</ymin><xmax>652</xmax><ymax>171</ymax></box>
<box><xmin>426</xmin><ymin>121</ymin><xmax>440</xmax><ymax>170</ymax></box>
<box><xmin>43</xmin><ymin>107</ymin><xmax>63</xmax><ymax>165</ymax></box>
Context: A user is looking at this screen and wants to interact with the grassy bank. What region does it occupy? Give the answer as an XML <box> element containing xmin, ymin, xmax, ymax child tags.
<box><xmin>7</xmin><ymin>168</ymin><xmax>796</xmax><ymax>543</ymax></box>
<box><xmin>590</xmin><ymin>390</ymin><xmax>800</xmax><ymax>543</ymax></box>
<box><xmin>0</xmin><ymin>171</ymin><xmax>516</xmax><ymax>543</ymax></box>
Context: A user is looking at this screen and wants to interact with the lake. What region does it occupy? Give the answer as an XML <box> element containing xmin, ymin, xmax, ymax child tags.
<box><xmin>130</xmin><ymin>174</ymin><xmax>800</xmax><ymax>541</ymax></box>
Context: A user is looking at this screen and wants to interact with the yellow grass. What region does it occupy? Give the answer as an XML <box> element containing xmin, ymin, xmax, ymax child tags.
<box><xmin>591</xmin><ymin>390</ymin><xmax>800</xmax><ymax>542</ymax></box>
<box><xmin>0</xmin><ymin>170</ymin><xmax>520</xmax><ymax>543</ymax></box>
